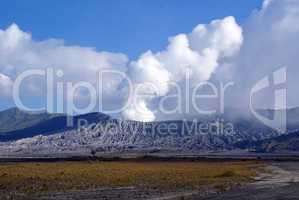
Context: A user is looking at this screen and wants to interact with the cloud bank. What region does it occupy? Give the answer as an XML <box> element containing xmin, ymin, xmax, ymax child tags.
<box><xmin>225</xmin><ymin>0</ymin><xmax>299</xmax><ymax>111</ymax></box>
<box><xmin>0</xmin><ymin>0</ymin><xmax>298</xmax><ymax>121</ymax></box>
<box><xmin>123</xmin><ymin>16</ymin><xmax>243</xmax><ymax>121</ymax></box>
<box><xmin>0</xmin><ymin>23</ymin><xmax>128</xmax><ymax>112</ymax></box>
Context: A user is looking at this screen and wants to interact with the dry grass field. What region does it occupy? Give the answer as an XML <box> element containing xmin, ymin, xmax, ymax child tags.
<box><xmin>0</xmin><ymin>161</ymin><xmax>261</xmax><ymax>199</ymax></box>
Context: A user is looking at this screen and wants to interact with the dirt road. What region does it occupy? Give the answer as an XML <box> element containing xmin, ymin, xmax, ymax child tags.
<box><xmin>194</xmin><ymin>162</ymin><xmax>299</xmax><ymax>200</ymax></box>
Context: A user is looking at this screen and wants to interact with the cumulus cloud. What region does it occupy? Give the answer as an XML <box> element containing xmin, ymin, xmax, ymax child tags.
<box><xmin>124</xmin><ymin>0</ymin><xmax>299</xmax><ymax>121</ymax></box>
<box><xmin>0</xmin><ymin>17</ymin><xmax>243</xmax><ymax>120</ymax></box>
<box><xmin>123</xmin><ymin>16</ymin><xmax>243</xmax><ymax>121</ymax></box>
<box><xmin>0</xmin><ymin>73</ymin><xmax>13</xmax><ymax>98</ymax></box>
<box><xmin>222</xmin><ymin>0</ymin><xmax>299</xmax><ymax>111</ymax></box>
<box><xmin>0</xmin><ymin>24</ymin><xmax>128</xmax><ymax>78</ymax></box>
<box><xmin>0</xmin><ymin>23</ymin><xmax>129</xmax><ymax>112</ymax></box>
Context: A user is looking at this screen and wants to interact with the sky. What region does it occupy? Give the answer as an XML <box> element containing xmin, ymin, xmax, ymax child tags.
<box><xmin>0</xmin><ymin>0</ymin><xmax>299</xmax><ymax>121</ymax></box>
<box><xmin>0</xmin><ymin>0</ymin><xmax>262</xmax><ymax>59</ymax></box>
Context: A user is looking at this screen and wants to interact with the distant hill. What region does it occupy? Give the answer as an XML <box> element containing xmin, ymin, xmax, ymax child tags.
<box><xmin>256</xmin><ymin>107</ymin><xmax>299</xmax><ymax>130</ymax></box>
<box><xmin>0</xmin><ymin>107</ymin><xmax>299</xmax><ymax>155</ymax></box>
<box><xmin>234</xmin><ymin>131</ymin><xmax>299</xmax><ymax>153</ymax></box>
<box><xmin>0</xmin><ymin>108</ymin><xmax>110</xmax><ymax>142</ymax></box>
<box><xmin>0</xmin><ymin>107</ymin><xmax>58</xmax><ymax>133</ymax></box>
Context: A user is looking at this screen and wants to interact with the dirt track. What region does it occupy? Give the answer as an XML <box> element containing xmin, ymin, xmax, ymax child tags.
<box><xmin>195</xmin><ymin>162</ymin><xmax>299</xmax><ymax>200</ymax></box>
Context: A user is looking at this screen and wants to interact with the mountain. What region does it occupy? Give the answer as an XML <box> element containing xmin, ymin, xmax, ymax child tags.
<box><xmin>0</xmin><ymin>109</ymin><xmax>111</xmax><ymax>142</ymax></box>
<box><xmin>0</xmin><ymin>107</ymin><xmax>299</xmax><ymax>155</ymax></box>
<box><xmin>0</xmin><ymin>116</ymin><xmax>283</xmax><ymax>155</ymax></box>
<box><xmin>0</xmin><ymin>107</ymin><xmax>57</xmax><ymax>133</ymax></box>
<box><xmin>256</xmin><ymin>107</ymin><xmax>299</xmax><ymax>130</ymax></box>
<box><xmin>234</xmin><ymin>131</ymin><xmax>299</xmax><ymax>153</ymax></box>
<box><xmin>0</xmin><ymin>119</ymin><xmax>237</xmax><ymax>155</ymax></box>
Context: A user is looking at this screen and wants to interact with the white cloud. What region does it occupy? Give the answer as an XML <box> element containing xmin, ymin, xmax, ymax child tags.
<box><xmin>189</xmin><ymin>16</ymin><xmax>243</xmax><ymax>58</ymax></box>
<box><xmin>123</xmin><ymin>16</ymin><xmax>243</xmax><ymax>121</ymax></box>
<box><xmin>0</xmin><ymin>73</ymin><xmax>13</xmax><ymax>98</ymax></box>
<box><xmin>0</xmin><ymin>16</ymin><xmax>240</xmax><ymax>121</ymax></box>
<box><xmin>222</xmin><ymin>0</ymin><xmax>299</xmax><ymax>110</ymax></box>
<box><xmin>0</xmin><ymin>17</ymin><xmax>242</xmax><ymax>120</ymax></box>
<box><xmin>0</xmin><ymin>23</ymin><xmax>129</xmax><ymax>111</ymax></box>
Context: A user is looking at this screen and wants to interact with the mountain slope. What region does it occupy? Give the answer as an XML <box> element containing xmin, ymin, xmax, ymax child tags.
<box><xmin>0</xmin><ymin>107</ymin><xmax>299</xmax><ymax>155</ymax></box>
<box><xmin>0</xmin><ymin>111</ymin><xmax>111</xmax><ymax>142</ymax></box>
<box><xmin>0</xmin><ymin>119</ymin><xmax>236</xmax><ymax>155</ymax></box>
<box><xmin>0</xmin><ymin>107</ymin><xmax>58</xmax><ymax>133</ymax></box>
<box><xmin>234</xmin><ymin>131</ymin><xmax>299</xmax><ymax>153</ymax></box>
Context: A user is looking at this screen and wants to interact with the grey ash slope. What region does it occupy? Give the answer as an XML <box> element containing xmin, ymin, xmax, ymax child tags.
<box><xmin>0</xmin><ymin>117</ymin><xmax>283</xmax><ymax>155</ymax></box>
<box><xmin>235</xmin><ymin>130</ymin><xmax>299</xmax><ymax>153</ymax></box>
<box><xmin>0</xmin><ymin>120</ymin><xmax>237</xmax><ymax>155</ymax></box>
<box><xmin>0</xmin><ymin>107</ymin><xmax>299</xmax><ymax>155</ymax></box>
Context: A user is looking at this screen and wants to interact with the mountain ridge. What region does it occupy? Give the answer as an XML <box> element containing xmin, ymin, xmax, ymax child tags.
<box><xmin>0</xmin><ymin>107</ymin><xmax>299</xmax><ymax>155</ymax></box>
<box><xmin>0</xmin><ymin>107</ymin><xmax>58</xmax><ymax>133</ymax></box>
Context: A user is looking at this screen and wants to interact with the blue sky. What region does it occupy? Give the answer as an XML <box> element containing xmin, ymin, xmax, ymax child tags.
<box><xmin>0</xmin><ymin>0</ymin><xmax>262</xmax><ymax>60</ymax></box>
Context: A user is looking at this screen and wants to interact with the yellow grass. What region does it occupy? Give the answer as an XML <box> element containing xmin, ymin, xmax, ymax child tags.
<box><xmin>0</xmin><ymin>161</ymin><xmax>260</xmax><ymax>194</ymax></box>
